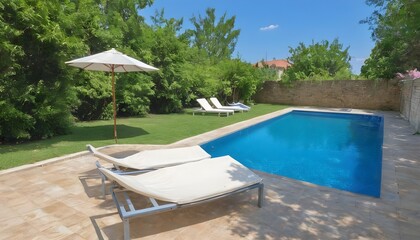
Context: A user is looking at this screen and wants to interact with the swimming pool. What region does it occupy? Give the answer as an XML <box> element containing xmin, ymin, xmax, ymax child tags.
<box><xmin>201</xmin><ymin>110</ymin><xmax>384</xmax><ymax>197</ymax></box>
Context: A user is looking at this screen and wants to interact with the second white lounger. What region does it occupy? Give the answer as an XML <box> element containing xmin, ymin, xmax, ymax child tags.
<box><xmin>210</xmin><ymin>97</ymin><xmax>249</xmax><ymax>112</ymax></box>
<box><xmin>99</xmin><ymin>155</ymin><xmax>264</xmax><ymax>240</ymax></box>
<box><xmin>194</xmin><ymin>98</ymin><xmax>234</xmax><ymax>116</ymax></box>
<box><xmin>88</xmin><ymin>144</ymin><xmax>211</xmax><ymax>170</ymax></box>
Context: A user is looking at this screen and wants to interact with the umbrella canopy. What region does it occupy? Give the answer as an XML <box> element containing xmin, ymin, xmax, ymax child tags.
<box><xmin>65</xmin><ymin>48</ymin><xmax>158</xmax><ymax>143</ymax></box>
<box><xmin>66</xmin><ymin>48</ymin><xmax>158</xmax><ymax>72</ymax></box>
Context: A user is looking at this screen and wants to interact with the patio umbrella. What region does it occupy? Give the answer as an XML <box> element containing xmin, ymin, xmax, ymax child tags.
<box><xmin>65</xmin><ymin>48</ymin><xmax>158</xmax><ymax>143</ymax></box>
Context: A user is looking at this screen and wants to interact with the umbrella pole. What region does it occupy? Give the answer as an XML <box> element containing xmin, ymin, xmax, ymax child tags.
<box><xmin>112</xmin><ymin>67</ymin><xmax>117</xmax><ymax>143</ymax></box>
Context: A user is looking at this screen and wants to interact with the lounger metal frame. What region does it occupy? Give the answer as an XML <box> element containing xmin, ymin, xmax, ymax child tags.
<box><xmin>109</xmin><ymin>182</ymin><xmax>264</xmax><ymax>240</ymax></box>
<box><xmin>192</xmin><ymin>108</ymin><xmax>233</xmax><ymax>116</ymax></box>
<box><xmin>95</xmin><ymin>161</ymin><xmax>154</xmax><ymax>198</ymax></box>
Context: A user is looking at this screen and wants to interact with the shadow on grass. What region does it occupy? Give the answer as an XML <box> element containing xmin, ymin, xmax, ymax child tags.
<box><xmin>0</xmin><ymin>124</ymin><xmax>149</xmax><ymax>155</ymax></box>
<box><xmin>69</xmin><ymin>124</ymin><xmax>149</xmax><ymax>141</ymax></box>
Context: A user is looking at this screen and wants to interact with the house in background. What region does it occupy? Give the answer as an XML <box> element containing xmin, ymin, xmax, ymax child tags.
<box><xmin>254</xmin><ymin>59</ymin><xmax>292</xmax><ymax>80</ymax></box>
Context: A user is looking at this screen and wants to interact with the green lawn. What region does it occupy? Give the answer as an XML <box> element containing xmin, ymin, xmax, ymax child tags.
<box><xmin>0</xmin><ymin>104</ymin><xmax>288</xmax><ymax>170</ymax></box>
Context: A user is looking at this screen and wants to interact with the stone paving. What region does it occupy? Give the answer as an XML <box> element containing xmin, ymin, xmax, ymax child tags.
<box><xmin>0</xmin><ymin>108</ymin><xmax>419</xmax><ymax>239</ymax></box>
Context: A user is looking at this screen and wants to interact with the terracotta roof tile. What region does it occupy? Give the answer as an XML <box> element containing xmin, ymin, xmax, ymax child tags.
<box><xmin>255</xmin><ymin>59</ymin><xmax>292</xmax><ymax>69</ymax></box>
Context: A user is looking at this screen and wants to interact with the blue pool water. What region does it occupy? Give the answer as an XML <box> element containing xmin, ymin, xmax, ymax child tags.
<box><xmin>201</xmin><ymin>110</ymin><xmax>384</xmax><ymax>197</ymax></box>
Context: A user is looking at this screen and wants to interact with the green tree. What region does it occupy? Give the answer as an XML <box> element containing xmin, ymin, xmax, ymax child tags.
<box><xmin>216</xmin><ymin>59</ymin><xmax>265</xmax><ymax>103</ymax></box>
<box><xmin>283</xmin><ymin>39</ymin><xmax>352</xmax><ymax>81</ymax></box>
<box><xmin>0</xmin><ymin>0</ymin><xmax>77</xmax><ymax>141</ymax></box>
<box><xmin>189</xmin><ymin>8</ymin><xmax>240</xmax><ymax>61</ymax></box>
<box><xmin>178</xmin><ymin>47</ymin><xmax>221</xmax><ymax>106</ymax></box>
<box><xmin>146</xmin><ymin>10</ymin><xmax>191</xmax><ymax>113</ymax></box>
<box><xmin>106</xmin><ymin>0</ymin><xmax>156</xmax><ymax>117</ymax></box>
<box><xmin>361</xmin><ymin>0</ymin><xmax>420</xmax><ymax>79</ymax></box>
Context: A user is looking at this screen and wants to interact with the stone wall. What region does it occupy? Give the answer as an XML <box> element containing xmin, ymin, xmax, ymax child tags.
<box><xmin>254</xmin><ymin>80</ymin><xmax>401</xmax><ymax>111</ymax></box>
<box><xmin>400</xmin><ymin>78</ymin><xmax>420</xmax><ymax>132</ymax></box>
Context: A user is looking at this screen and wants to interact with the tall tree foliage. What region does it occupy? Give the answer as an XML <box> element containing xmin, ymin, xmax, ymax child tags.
<box><xmin>217</xmin><ymin>59</ymin><xmax>266</xmax><ymax>103</ymax></box>
<box><xmin>283</xmin><ymin>39</ymin><xmax>352</xmax><ymax>81</ymax></box>
<box><xmin>189</xmin><ymin>8</ymin><xmax>240</xmax><ymax>61</ymax></box>
<box><xmin>178</xmin><ymin>47</ymin><xmax>221</xmax><ymax>106</ymax></box>
<box><xmin>0</xmin><ymin>0</ymin><xmax>76</xmax><ymax>141</ymax></box>
<box><xmin>101</xmin><ymin>0</ymin><xmax>156</xmax><ymax>118</ymax></box>
<box><xmin>146</xmin><ymin>10</ymin><xmax>191</xmax><ymax>113</ymax></box>
<box><xmin>361</xmin><ymin>0</ymin><xmax>420</xmax><ymax>79</ymax></box>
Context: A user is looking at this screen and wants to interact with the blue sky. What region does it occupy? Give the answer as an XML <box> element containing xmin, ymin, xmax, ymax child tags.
<box><xmin>140</xmin><ymin>0</ymin><xmax>376</xmax><ymax>74</ymax></box>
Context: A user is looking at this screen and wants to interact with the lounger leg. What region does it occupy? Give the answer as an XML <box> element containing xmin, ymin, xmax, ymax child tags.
<box><xmin>95</xmin><ymin>161</ymin><xmax>107</xmax><ymax>198</ymax></box>
<box><xmin>123</xmin><ymin>218</ymin><xmax>130</xmax><ymax>240</ymax></box>
<box><xmin>258</xmin><ymin>183</ymin><xmax>264</xmax><ymax>208</ymax></box>
<box><xmin>101</xmin><ymin>177</ymin><xmax>106</xmax><ymax>198</ymax></box>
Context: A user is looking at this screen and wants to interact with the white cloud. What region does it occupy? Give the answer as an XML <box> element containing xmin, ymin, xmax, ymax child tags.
<box><xmin>260</xmin><ymin>24</ymin><xmax>279</xmax><ymax>31</ymax></box>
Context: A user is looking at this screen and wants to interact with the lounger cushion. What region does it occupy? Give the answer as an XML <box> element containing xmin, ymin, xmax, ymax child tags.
<box><xmin>122</xmin><ymin>146</ymin><xmax>210</xmax><ymax>169</ymax></box>
<box><xmin>99</xmin><ymin>156</ymin><xmax>262</xmax><ymax>204</ymax></box>
<box><xmin>93</xmin><ymin>145</ymin><xmax>211</xmax><ymax>169</ymax></box>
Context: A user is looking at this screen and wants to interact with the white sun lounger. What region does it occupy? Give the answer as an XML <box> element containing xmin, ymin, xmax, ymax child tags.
<box><xmin>193</xmin><ymin>98</ymin><xmax>234</xmax><ymax>116</ymax></box>
<box><xmin>87</xmin><ymin>144</ymin><xmax>211</xmax><ymax>196</ymax></box>
<box><xmin>99</xmin><ymin>155</ymin><xmax>264</xmax><ymax>240</ymax></box>
<box><xmin>210</xmin><ymin>97</ymin><xmax>249</xmax><ymax>112</ymax></box>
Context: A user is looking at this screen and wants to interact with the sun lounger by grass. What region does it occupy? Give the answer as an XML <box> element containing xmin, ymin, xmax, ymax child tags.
<box><xmin>87</xmin><ymin>144</ymin><xmax>211</xmax><ymax>196</ymax></box>
<box><xmin>210</xmin><ymin>97</ymin><xmax>249</xmax><ymax>112</ymax></box>
<box><xmin>99</xmin><ymin>155</ymin><xmax>264</xmax><ymax>240</ymax></box>
<box><xmin>193</xmin><ymin>98</ymin><xmax>234</xmax><ymax>116</ymax></box>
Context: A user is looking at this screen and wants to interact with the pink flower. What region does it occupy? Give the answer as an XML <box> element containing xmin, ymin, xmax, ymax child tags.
<box><xmin>397</xmin><ymin>69</ymin><xmax>420</xmax><ymax>79</ymax></box>
<box><xmin>407</xmin><ymin>69</ymin><xmax>420</xmax><ymax>79</ymax></box>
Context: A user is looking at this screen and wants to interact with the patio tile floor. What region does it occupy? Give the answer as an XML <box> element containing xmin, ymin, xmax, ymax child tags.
<box><xmin>0</xmin><ymin>108</ymin><xmax>419</xmax><ymax>239</ymax></box>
